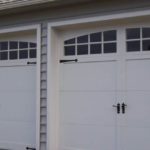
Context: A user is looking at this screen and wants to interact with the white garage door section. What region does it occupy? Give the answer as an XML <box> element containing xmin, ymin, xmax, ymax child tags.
<box><xmin>60</xmin><ymin>62</ymin><xmax>117</xmax><ymax>150</ymax></box>
<box><xmin>0</xmin><ymin>41</ymin><xmax>37</xmax><ymax>150</ymax></box>
<box><xmin>118</xmin><ymin>59</ymin><xmax>150</xmax><ymax>150</ymax></box>
<box><xmin>59</xmin><ymin>27</ymin><xmax>150</xmax><ymax>150</ymax></box>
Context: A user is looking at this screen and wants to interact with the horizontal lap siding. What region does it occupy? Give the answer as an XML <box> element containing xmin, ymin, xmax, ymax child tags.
<box><xmin>40</xmin><ymin>22</ymin><xmax>47</xmax><ymax>150</ymax></box>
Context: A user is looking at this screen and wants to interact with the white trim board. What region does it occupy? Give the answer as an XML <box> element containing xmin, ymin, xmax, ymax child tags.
<box><xmin>0</xmin><ymin>24</ymin><xmax>41</xmax><ymax>150</ymax></box>
<box><xmin>49</xmin><ymin>9</ymin><xmax>150</xmax><ymax>27</ymax></box>
<box><xmin>47</xmin><ymin>8</ymin><xmax>150</xmax><ymax>150</ymax></box>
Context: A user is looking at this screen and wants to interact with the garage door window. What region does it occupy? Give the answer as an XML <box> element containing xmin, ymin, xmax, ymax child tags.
<box><xmin>126</xmin><ymin>27</ymin><xmax>150</xmax><ymax>52</ymax></box>
<box><xmin>0</xmin><ymin>41</ymin><xmax>37</xmax><ymax>60</ymax></box>
<box><xmin>64</xmin><ymin>30</ymin><xmax>117</xmax><ymax>56</ymax></box>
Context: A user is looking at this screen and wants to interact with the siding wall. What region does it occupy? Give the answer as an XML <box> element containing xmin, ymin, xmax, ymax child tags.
<box><xmin>40</xmin><ymin>22</ymin><xmax>48</xmax><ymax>150</ymax></box>
<box><xmin>0</xmin><ymin>0</ymin><xmax>150</xmax><ymax>150</ymax></box>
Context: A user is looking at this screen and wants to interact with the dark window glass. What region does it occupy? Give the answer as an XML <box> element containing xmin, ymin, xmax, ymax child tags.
<box><xmin>19</xmin><ymin>50</ymin><xmax>28</xmax><ymax>59</ymax></box>
<box><xmin>19</xmin><ymin>42</ymin><xmax>28</xmax><ymax>49</ymax></box>
<box><xmin>104</xmin><ymin>43</ymin><xmax>117</xmax><ymax>53</ymax></box>
<box><xmin>0</xmin><ymin>42</ymin><xmax>8</xmax><ymax>50</ymax></box>
<box><xmin>64</xmin><ymin>38</ymin><xmax>75</xmax><ymax>45</ymax></box>
<box><xmin>126</xmin><ymin>28</ymin><xmax>140</xmax><ymax>39</ymax></box>
<box><xmin>127</xmin><ymin>41</ymin><xmax>140</xmax><ymax>52</ymax></box>
<box><xmin>29</xmin><ymin>49</ymin><xmax>37</xmax><ymax>58</ymax></box>
<box><xmin>90</xmin><ymin>44</ymin><xmax>101</xmax><ymax>54</ymax></box>
<box><xmin>142</xmin><ymin>40</ymin><xmax>150</xmax><ymax>51</ymax></box>
<box><xmin>77</xmin><ymin>45</ymin><xmax>88</xmax><ymax>55</ymax></box>
<box><xmin>142</xmin><ymin>28</ymin><xmax>150</xmax><ymax>38</ymax></box>
<box><xmin>30</xmin><ymin>42</ymin><xmax>37</xmax><ymax>48</ymax></box>
<box><xmin>90</xmin><ymin>32</ymin><xmax>101</xmax><ymax>42</ymax></box>
<box><xmin>64</xmin><ymin>46</ymin><xmax>75</xmax><ymax>56</ymax></box>
<box><xmin>77</xmin><ymin>35</ymin><xmax>88</xmax><ymax>43</ymax></box>
<box><xmin>9</xmin><ymin>51</ymin><xmax>18</xmax><ymax>60</ymax></box>
<box><xmin>0</xmin><ymin>52</ymin><xmax>8</xmax><ymax>60</ymax></box>
<box><xmin>104</xmin><ymin>30</ymin><xmax>116</xmax><ymax>41</ymax></box>
<box><xmin>10</xmin><ymin>41</ymin><xmax>18</xmax><ymax>49</ymax></box>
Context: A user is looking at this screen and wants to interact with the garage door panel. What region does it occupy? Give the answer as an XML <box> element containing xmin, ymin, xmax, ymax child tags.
<box><xmin>60</xmin><ymin>124</ymin><xmax>116</xmax><ymax>150</ymax></box>
<box><xmin>60</xmin><ymin>59</ymin><xmax>117</xmax><ymax>150</ymax></box>
<box><xmin>120</xmin><ymin>127</ymin><xmax>150</xmax><ymax>150</ymax></box>
<box><xmin>60</xmin><ymin>61</ymin><xmax>117</xmax><ymax>91</ymax></box>
<box><xmin>0</xmin><ymin>66</ymin><xmax>36</xmax><ymax>91</ymax></box>
<box><xmin>124</xmin><ymin>92</ymin><xmax>150</xmax><ymax>127</ymax></box>
<box><xmin>0</xmin><ymin>121</ymin><xmax>36</xmax><ymax>143</ymax></box>
<box><xmin>0</xmin><ymin>92</ymin><xmax>36</xmax><ymax>121</ymax></box>
<box><xmin>60</xmin><ymin>92</ymin><xmax>116</xmax><ymax>125</ymax></box>
<box><xmin>126</xmin><ymin>59</ymin><xmax>150</xmax><ymax>90</ymax></box>
<box><xmin>0</xmin><ymin>65</ymin><xmax>36</xmax><ymax>149</ymax></box>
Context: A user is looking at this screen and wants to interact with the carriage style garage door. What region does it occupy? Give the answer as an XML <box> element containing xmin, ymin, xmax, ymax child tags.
<box><xmin>59</xmin><ymin>26</ymin><xmax>150</xmax><ymax>150</ymax></box>
<box><xmin>0</xmin><ymin>41</ymin><xmax>37</xmax><ymax>150</ymax></box>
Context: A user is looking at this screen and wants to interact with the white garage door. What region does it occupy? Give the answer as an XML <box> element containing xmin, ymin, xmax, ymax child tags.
<box><xmin>59</xmin><ymin>27</ymin><xmax>150</xmax><ymax>150</ymax></box>
<box><xmin>0</xmin><ymin>41</ymin><xmax>37</xmax><ymax>150</ymax></box>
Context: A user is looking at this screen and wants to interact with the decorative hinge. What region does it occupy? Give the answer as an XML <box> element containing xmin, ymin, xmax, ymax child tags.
<box><xmin>27</xmin><ymin>62</ymin><xmax>36</xmax><ymax>65</ymax></box>
<box><xmin>26</xmin><ymin>147</ymin><xmax>36</xmax><ymax>150</ymax></box>
<box><xmin>60</xmin><ymin>59</ymin><xmax>78</xmax><ymax>63</ymax></box>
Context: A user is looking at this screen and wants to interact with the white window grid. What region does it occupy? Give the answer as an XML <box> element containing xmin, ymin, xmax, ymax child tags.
<box><xmin>126</xmin><ymin>28</ymin><xmax>150</xmax><ymax>52</ymax></box>
<box><xmin>0</xmin><ymin>41</ymin><xmax>37</xmax><ymax>60</ymax></box>
<box><xmin>64</xmin><ymin>30</ymin><xmax>117</xmax><ymax>56</ymax></box>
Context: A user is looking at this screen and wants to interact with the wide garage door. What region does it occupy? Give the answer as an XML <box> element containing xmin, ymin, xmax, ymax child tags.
<box><xmin>59</xmin><ymin>26</ymin><xmax>150</xmax><ymax>150</ymax></box>
<box><xmin>0</xmin><ymin>40</ymin><xmax>37</xmax><ymax>150</ymax></box>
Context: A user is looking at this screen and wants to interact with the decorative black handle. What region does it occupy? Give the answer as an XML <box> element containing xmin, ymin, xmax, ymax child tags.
<box><xmin>26</xmin><ymin>147</ymin><xmax>36</xmax><ymax>150</ymax></box>
<box><xmin>122</xmin><ymin>103</ymin><xmax>127</xmax><ymax>114</ymax></box>
<box><xmin>113</xmin><ymin>103</ymin><xmax>120</xmax><ymax>114</ymax></box>
<box><xmin>60</xmin><ymin>59</ymin><xmax>78</xmax><ymax>63</ymax></box>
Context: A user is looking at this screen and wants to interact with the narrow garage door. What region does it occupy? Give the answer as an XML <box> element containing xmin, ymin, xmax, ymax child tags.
<box><xmin>118</xmin><ymin>27</ymin><xmax>150</xmax><ymax>150</ymax></box>
<box><xmin>59</xmin><ymin>30</ymin><xmax>118</xmax><ymax>150</ymax></box>
<box><xmin>0</xmin><ymin>41</ymin><xmax>37</xmax><ymax>150</ymax></box>
<box><xmin>59</xmin><ymin>27</ymin><xmax>150</xmax><ymax>150</ymax></box>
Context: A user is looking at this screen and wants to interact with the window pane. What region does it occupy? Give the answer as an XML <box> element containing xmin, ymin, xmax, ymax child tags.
<box><xmin>142</xmin><ymin>40</ymin><xmax>150</xmax><ymax>51</ymax></box>
<box><xmin>104</xmin><ymin>43</ymin><xmax>117</xmax><ymax>53</ymax></box>
<box><xmin>104</xmin><ymin>30</ymin><xmax>116</xmax><ymax>41</ymax></box>
<box><xmin>30</xmin><ymin>49</ymin><xmax>37</xmax><ymax>58</ymax></box>
<box><xmin>127</xmin><ymin>41</ymin><xmax>140</xmax><ymax>52</ymax></box>
<box><xmin>30</xmin><ymin>42</ymin><xmax>37</xmax><ymax>48</ymax></box>
<box><xmin>126</xmin><ymin>28</ymin><xmax>140</xmax><ymax>39</ymax></box>
<box><xmin>90</xmin><ymin>32</ymin><xmax>101</xmax><ymax>42</ymax></box>
<box><xmin>9</xmin><ymin>51</ymin><xmax>18</xmax><ymax>60</ymax></box>
<box><xmin>64</xmin><ymin>46</ymin><xmax>75</xmax><ymax>56</ymax></box>
<box><xmin>0</xmin><ymin>42</ymin><xmax>8</xmax><ymax>50</ymax></box>
<box><xmin>90</xmin><ymin>44</ymin><xmax>101</xmax><ymax>54</ymax></box>
<box><xmin>10</xmin><ymin>41</ymin><xmax>18</xmax><ymax>50</ymax></box>
<box><xmin>64</xmin><ymin>38</ymin><xmax>75</xmax><ymax>45</ymax></box>
<box><xmin>77</xmin><ymin>45</ymin><xmax>88</xmax><ymax>55</ymax></box>
<box><xmin>19</xmin><ymin>42</ymin><xmax>28</xmax><ymax>49</ymax></box>
<box><xmin>19</xmin><ymin>50</ymin><xmax>28</xmax><ymax>59</ymax></box>
<box><xmin>77</xmin><ymin>35</ymin><xmax>88</xmax><ymax>43</ymax></box>
<box><xmin>142</xmin><ymin>28</ymin><xmax>150</xmax><ymax>38</ymax></box>
<box><xmin>0</xmin><ymin>52</ymin><xmax>8</xmax><ymax>60</ymax></box>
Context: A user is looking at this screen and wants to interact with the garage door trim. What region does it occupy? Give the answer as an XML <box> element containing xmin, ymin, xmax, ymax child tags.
<box><xmin>0</xmin><ymin>24</ymin><xmax>41</xmax><ymax>150</ymax></box>
<box><xmin>47</xmin><ymin>9</ymin><xmax>150</xmax><ymax>150</ymax></box>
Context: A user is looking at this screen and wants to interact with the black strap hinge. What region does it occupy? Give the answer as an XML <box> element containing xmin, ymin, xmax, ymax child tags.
<box><xmin>60</xmin><ymin>59</ymin><xmax>78</xmax><ymax>63</ymax></box>
<box><xmin>26</xmin><ymin>147</ymin><xmax>36</xmax><ymax>150</ymax></box>
<box><xmin>27</xmin><ymin>62</ymin><xmax>36</xmax><ymax>65</ymax></box>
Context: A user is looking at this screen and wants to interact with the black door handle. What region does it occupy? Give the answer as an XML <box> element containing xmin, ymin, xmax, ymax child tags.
<box><xmin>122</xmin><ymin>103</ymin><xmax>127</xmax><ymax>114</ymax></box>
<box><xmin>113</xmin><ymin>103</ymin><xmax>120</xmax><ymax>114</ymax></box>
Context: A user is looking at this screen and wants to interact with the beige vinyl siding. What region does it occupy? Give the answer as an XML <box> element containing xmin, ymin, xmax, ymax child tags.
<box><xmin>40</xmin><ymin>22</ymin><xmax>48</xmax><ymax>150</ymax></box>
